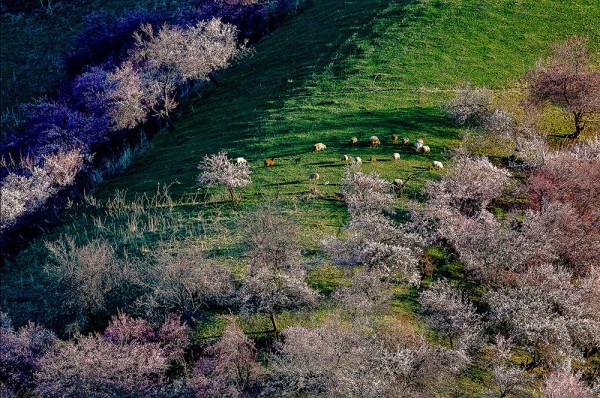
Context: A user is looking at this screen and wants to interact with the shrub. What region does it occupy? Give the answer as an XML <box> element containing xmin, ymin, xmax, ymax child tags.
<box><xmin>447</xmin><ymin>85</ymin><xmax>494</xmax><ymax>126</ymax></box>
<box><xmin>419</xmin><ymin>280</ymin><xmax>483</xmax><ymax>352</ymax></box>
<box><xmin>0</xmin><ymin>313</ymin><xmax>56</xmax><ymax>396</ymax></box>
<box><xmin>35</xmin><ymin>314</ymin><xmax>190</xmax><ymax>398</ymax></box>
<box><xmin>193</xmin><ymin>316</ymin><xmax>263</xmax><ymax>397</ymax></box>
<box><xmin>197</xmin><ymin>151</ymin><xmax>252</xmax><ymax>206</ymax></box>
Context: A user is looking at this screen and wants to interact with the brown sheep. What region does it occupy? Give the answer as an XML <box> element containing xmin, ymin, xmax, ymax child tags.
<box><xmin>369</xmin><ymin>156</ymin><xmax>377</xmax><ymax>162</ymax></box>
<box><xmin>402</xmin><ymin>137</ymin><xmax>410</xmax><ymax>146</ymax></box>
<box><xmin>369</xmin><ymin>136</ymin><xmax>381</xmax><ymax>147</ymax></box>
<box><xmin>392</xmin><ymin>134</ymin><xmax>398</xmax><ymax>144</ymax></box>
<box><xmin>264</xmin><ymin>158</ymin><xmax>275</xmax><ymax>167</ymax></box>
<box><xmin>350</xmin><ymin>137</ymin><xmax>358</xmax><ymax>146</ymax></box>
<box><xmin>341</xmin><ymin>154</ymin><xmax>350</xmax><ymax>163</ymax></box>
<box><xmin>308</xmin><ymin>173</ymin><xmax>320</xmax><ymax>181</ymax></box>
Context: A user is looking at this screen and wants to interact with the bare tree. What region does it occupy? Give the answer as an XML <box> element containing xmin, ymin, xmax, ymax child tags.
<box><xmin>137</xmin><ymin>242</ymin><xmax>235</xmax><ymax>319</ymax></box>
<box><xmin>131</xmin><ymin>20</ymin><xmax>239</xmax><ymax>123</ymax></box>
<box><xmin>267</xmin><ymin>315</ymin><xmax>469</xmax><ymax>398</ymax></box>
<box><xmin>419</xmin><ymin>280</ymin><xmax>482</xmax><ymax>352</ymax></box>
<box><xmin>486</xmin><ymin>264</ymin><xmax>600</xmax><ymax>367</ymax></box>
<box><xmin>447</xmin><ymin>85</ymin><xmax>494</xmax><ymax>126</ymax></box>
<box><xmin>238</xmin><ymin>206</ymin><xmax>317</xmax><ymax>333</ymax></box>
<box><xmin>193</xmin><ymin>316</ymin><xmax>264</xmax><ymax>397</ymax></box>
<box><xmin>485</xmin><ymin>335</ymin><xmax>533</xmax><ymax>398</ymax></box>
<box><xmin>528</xmin><ymin>37</ymin><xmax>600</xmax><ymax>138</ymax></box>
<box><xmin>44</xmin><ymin>237</ymin><xmax>122</xmax><ymax>330</ymax></box>
<box><xmin>198</xmin><ymin>151</ymin><xmax>252</xmax><ymax>206</ymax></box>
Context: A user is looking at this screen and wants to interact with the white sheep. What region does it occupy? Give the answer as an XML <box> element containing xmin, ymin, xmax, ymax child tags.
<box><xmin>309</xmin><ymin>173</ymin><xmax>320</xmax><ymax>181</ymax></box>
<box><xmin>414</xmin><ymin>142</ymin><xmax>424</xmax><ymax>152</ymax></box>
<box><xmin>341</xmin><ymin>154</ymin><xmax>350</xmax><ymax>163</ymax></box>
<box><xmin>431</xmin><ymin>160</ymin><xmax>444</xmax><ymax>169</ymax></box>
<box><xmin>312</xmin><ymin>143</ymin><xmax>327</xmax><ymax>152</ymax></box>
<box><xmin>402</xmin><ymin>137</ymin><xmax>410</xmax><ymax>146</ymax></box>
<box><xmin>392</xmin><ymin>153</ymin><xmax>401</xmax><ymax>161</ymax></box>
<box><xmin>235</xmin><ymin>157</ymin><xmax>247</xmax><ymax>165</ymax></box>
<box><xmin>417</xmin><ymin>138</ymin><xmax>424</xmax><ymax>144</ymax></box>
<box><xmin>422</xmin><ymin>145</ymin><xmax>431</xmax><ymax>154</ymax></box>
<box><xmin>353</xmin><ymin>156</ymin><xmax>363</xmax><ymax>165</ymax></box>
<box><xmin>369</xmin><ymin>136</ymin><xmax>381</xmax><ymax>147</ymax></box>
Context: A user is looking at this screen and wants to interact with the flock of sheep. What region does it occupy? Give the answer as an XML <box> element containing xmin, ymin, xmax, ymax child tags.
<box><xmin>309</xmin><ymin>134</ymin><xmax>443</xmax><ymax>170</ymax></box>
<box><xmin>234</xmin><ymin>134</ymin><xmax>443</xmax><ymax>196</ymax></box>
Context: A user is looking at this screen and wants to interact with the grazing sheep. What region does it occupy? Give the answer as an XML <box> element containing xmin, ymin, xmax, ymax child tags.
<box><xmin>334</xmin><ymin>192</ymin><xmax>346</xmax><ymax>201</ymax></box>
<box><xmin>417</xmin><ymin>138</ymin><xmax>424</xmax><ymax>144</ymax></box>
<box><xmin>392</xmin><ymin>153</ymin><xmax>401</xmax><ymax>161</ymax></box>
<box><xmin>369</xmin><ymin>136</ymin><xmax>381</xmax><ymax>147</ymax></box>
<box><xmin>235</xmin><ymin>157</ymin><xmax>247</xmax><ymax>165</ymax></box>
<box><xmin>392</xmin><ymin>134</ymin><xmax>399</xmax><ymax>144</ymax></box>
<box><xmin>369</xmin><ymin>156</ymin><xmax>377</xmax><ymax>162</ymax></box>
<box><xmin>431</xmin><ymin>160</ymin><xmax>444</xmax><ymax>169</ymax></box>
<box><xmin>264</xmin><ymin>158</ymin><xmax>275</xmax><ymax>167</ymax></box>
<box><xmin>354</xmin><ymin>157</ymin><xmax>363</xmax><ymax>165</ymax></box>
<box><xmin>341</xmin><ymin>154</ymin><xmax>350</xmax><ymax>163</ymax></box>
<box><xmin>422</xmin><ymin>145</ymin><xmax>431</xmax><ymax>154</ymax></box>
<box><xmin>402</xmin><ymin>137</ymin><xmax>410</xmax><ymax>146</ymax></box>
<box><xmin>350</xmin><ymin>137</ymin><xmax>358</xmax><ymax>146</ymax></box>
<box><xmin>312</xmin><ymin>143</ymin><xmax>327</xmax><ymax>152</ymax></box>
<box><xmin>414</xmin><ymin>142</ymin><xmax>424</xmax><ymax>152</ymax></box>
<box><xmin>392</xmin><ymin>179</ymin><xmax>405</xmax><ymax>195</ymax></box>
<box><xmin>309</xmin><ymin>173</ymin><xmax>320</xmax><ymax>181</ymax></box>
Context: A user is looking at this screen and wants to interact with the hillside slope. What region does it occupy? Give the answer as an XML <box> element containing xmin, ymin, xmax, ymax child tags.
<box><xmin>95</xmin><ymin>0</ymin><xmax>599</xmax><ymax>212</ymax></box>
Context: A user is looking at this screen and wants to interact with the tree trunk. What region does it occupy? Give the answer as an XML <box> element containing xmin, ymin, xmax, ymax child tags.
<box><xmin>228</xmin><ymin>188</ymin><xmax>237</xmax><ymax>208</ymax></box>
<box><xmin>572</xmin><ymin>111</ymin><xmax>584</xmax><ymax>138</ymax></box>
<box><xmin>269</xmin><ymin>312</ymin><xmax>280</xmax><ymax>334</ymax></box>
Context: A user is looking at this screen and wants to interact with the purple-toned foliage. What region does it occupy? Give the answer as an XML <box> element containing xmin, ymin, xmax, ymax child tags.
<box><xmin>64</xmin><ymin>10</ymin><xmax>168</xmax><ymax>77</ymax></box>
<box><xmin>3</xmin><ymin>99</ymin><xmax>110</xmax><ymax>160</ymax></box>
<box><xmin>71</xmin><ymin>66</ymin><xmax>115</xmax><ymax>117</ymax></box>
<box><xmin>1</xmin><ymin>149</ymin><xmax>85</xmax><ymax>231</ymax></box>
<box><xmin>0</xmin><ymin>313</ymin><xmax>56</xmax><ymax>396</ymax></box>
<box><xmin>178</xmin><ymin>0</ymin><xmax>305</xmax><ymax>43</ymax></box>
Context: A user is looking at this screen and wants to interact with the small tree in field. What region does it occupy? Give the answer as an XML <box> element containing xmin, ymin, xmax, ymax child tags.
<box><xmin>528</xmin><ymin>36</ymin><xmax>600</xmax><ymax>138</ymax></box>
<box><xmin>198</xmin><ymin>151</ymin><xmax>252</xmax><ymax>206</ymax></box>
<box><xmin>193</xmin><ymin>316</ymin><xmax>263</xmax><ymax>397</ymax></box>
<box><xmin>238</xmin><ymin>206</ymin><xmax>317</xmax><ymax>333</ymax></box>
